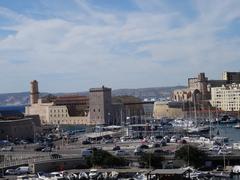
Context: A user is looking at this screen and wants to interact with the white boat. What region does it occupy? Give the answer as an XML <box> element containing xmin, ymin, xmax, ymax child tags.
<box><xmin>109</xmin><ymin>171</ymin><xmax>119</xmax><ymax>179</ymax></box>
<box><xmin>233</xmin><ymin>142</ymin><xmax>240</xmax><ymax>150</ymax></box>
<box><xmin>78</xmin><ymin>172</ymin><xmax>88</xmax><ymax>180</ymax></box>
<box><xmin>234</xmin><ymin>123</ymin><xmax>240</xmax><ymax>129</ymax></box>
<box><xmin>233</xmin><ymin>165</ymin><xmax>240</xmax><ymax>174</ymax></box>
<box><xmin>89</xmin><ymin>169</ymin><xmax>100</xmax><ymax>179</ymax></box>
<box><xmin>133</xmin><ymin>172</ymin><xmax>147</xmax><ymax>180</ymax></box>
<box><xmin>187</xmin><ymin>125</ymin><xmax>210</xmax><ymax>134</ymax></box>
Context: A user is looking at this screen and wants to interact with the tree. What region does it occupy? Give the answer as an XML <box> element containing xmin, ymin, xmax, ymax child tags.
<box><xmin>85</xmin><ymin>149</ymin><xmax>126</xmax><ymax>168</ymax></box>
<box><xmin>139</xmin><ymin>153</ymin><xmax>164</xmax><ymax>168</ymax></box>
<box><xmin>175</xmin><ymin>145</ymin><xmax>207</xmax><ymax>168</ymax></box>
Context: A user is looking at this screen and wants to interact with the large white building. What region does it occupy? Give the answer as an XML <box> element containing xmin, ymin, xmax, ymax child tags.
<box><xmin>211</xmin><ymin>83</ymin><xmax>240</xmax><ymax>111</ymax></box>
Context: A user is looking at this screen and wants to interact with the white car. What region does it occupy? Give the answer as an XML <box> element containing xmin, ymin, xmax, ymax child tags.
<box><xmin>15</xmin><ymin>166</ymin><xmax>30</xmax><ymax>175</ymax></box>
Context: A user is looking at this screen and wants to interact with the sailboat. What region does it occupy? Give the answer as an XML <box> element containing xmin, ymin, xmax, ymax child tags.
<box><xmin>234</xmin><ymin>123</ymin><xmax>240</xmax><ymax>129</ymax></box>
<box><xmin>235</xmin><ymin>111</ymin><xmax>240</xmax><ymax>128</ymax></box>
<box><xmin>187</xmin><ymin>101</ymin><xmax>210</xmax><ymax>134</ymax></box>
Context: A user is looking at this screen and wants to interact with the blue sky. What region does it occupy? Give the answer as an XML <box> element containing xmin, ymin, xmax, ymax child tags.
<box><xmin>0</xmin><ymin>0</ymin><xmax>240</xmax><ymax>93</ymax></box>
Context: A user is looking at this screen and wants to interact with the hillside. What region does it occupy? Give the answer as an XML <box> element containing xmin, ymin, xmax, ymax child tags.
<box><xmin>0</xmin><ymin>86</ymin><xmax>185</xmax><ymax>105</ymax></box>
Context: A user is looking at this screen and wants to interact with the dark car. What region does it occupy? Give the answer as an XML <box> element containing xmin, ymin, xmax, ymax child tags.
<box><xmin>82</xmin><ymin>140</ymin><xmax>91</xmax><ymax>145</ymax></box>
<box><xmin>112</xmin><ymin>146</ymin><xmax>121</xmax><ymax>151</ymax></box>
<box><xmin>152</xmin><ymin>143</ymin><xmax>161</xmax><ymax>148</ymax></box>
<box><xmin>139</xmin><ymin>144</ymin><xmax>149</xmax><ymax>149</ymax></box>
<box><xmin>34</xmin><ymin>146</ymin><xmax>45</xmax><ymax>151</ymax></box>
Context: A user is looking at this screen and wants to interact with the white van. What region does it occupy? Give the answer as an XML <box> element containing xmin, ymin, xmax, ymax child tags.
<box><xmin>15</xmin><ymin>166</ymin><xmax>30</xmax><ymax>175</ymax></box>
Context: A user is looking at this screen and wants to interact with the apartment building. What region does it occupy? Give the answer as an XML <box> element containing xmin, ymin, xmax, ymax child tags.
<box><xmin>211</xmin><ymin>83</ymin><xmax>240</xmax><ymax>111</ymax></box>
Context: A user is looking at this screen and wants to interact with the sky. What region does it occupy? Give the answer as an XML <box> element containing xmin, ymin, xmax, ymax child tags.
<box><xmin>0</xmin><ymin>0</ymin><xmax>240</xmax><ymax>93</ymax></box>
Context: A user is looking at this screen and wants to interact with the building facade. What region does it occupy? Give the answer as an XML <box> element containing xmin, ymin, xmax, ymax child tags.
<box><xmin>153</xmin><ymin>101</ymin><xmax>184</xmax><ymax>119</ymax></box>
<box><xmin>25</xmin><ymin>81</ymin><xmax>115</xmax><ymax>125</ymax></box>
<box><xmin>211</xmin><ymin>83</ymin><xmax>240</xmax><ymax>112</ymax></box>
<box><xmin>89</xmin><ymin>86</ymin><xmax>112</xmax><ymax>125</ymax></box>
<box><xmin>222</xmin><ymin>71</ymin><xmax>240</xmax><ymax>84</ymax></box>
<box><xmin>172</xmin><ymin>72</ymin><xmax>228</xmax><ymax>104</ymax></box>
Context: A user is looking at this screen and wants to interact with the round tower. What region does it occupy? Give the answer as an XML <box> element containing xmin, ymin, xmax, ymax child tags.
<box><xmin>30</xmin><ymin>80</ymin><xmax>39</xmax><ymax>104</ymax></box>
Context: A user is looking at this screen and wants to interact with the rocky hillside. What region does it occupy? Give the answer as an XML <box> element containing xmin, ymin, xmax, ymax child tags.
<box><xmin>0</xmin><ymin>86</ymin><xmax>185</xmax><ymax>105</ymax></box>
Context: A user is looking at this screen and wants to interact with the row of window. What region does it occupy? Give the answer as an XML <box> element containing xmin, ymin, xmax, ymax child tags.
<box><xmin>50</xmin><ymin>109</ymin><xmax>68</xmax><ymax>113</ymax></box>
<box><xmin>50</xmin><ymin>114</ymin><xmax>68</xmax><ymax>118</ymax></box>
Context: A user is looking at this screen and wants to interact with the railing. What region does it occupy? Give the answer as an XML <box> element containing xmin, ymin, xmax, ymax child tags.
<box><xmin>0</xmin><ymin>153</ymin><xmax>82</xmax><ymax>168</ymax></box>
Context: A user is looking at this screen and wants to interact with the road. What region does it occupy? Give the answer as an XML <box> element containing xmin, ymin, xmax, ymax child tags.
<box><xmin>0</xmin><ymin>138</ymin><xmax>180</xmax><ymax>169</ymax></box>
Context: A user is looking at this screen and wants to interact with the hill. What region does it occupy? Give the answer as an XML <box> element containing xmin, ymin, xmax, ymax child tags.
<box><xmin>0</xmin><ymin>86</ymin><xmax>185</xmax><ymax>105</ymax></box>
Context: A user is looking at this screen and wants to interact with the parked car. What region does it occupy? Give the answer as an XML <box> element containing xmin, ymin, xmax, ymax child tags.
<box><xmin>82</xmin><ymin>140</ymin><xmax>91</xmax><ymax>145</ymax></box>
<box><xmin>138</xmin><ymin>144</ymin><xmax>149</xmax><ymax>149</ymax></box>
<box><xmin>82</xmin><ymin>149</ymin><xmax>93</xmax><ymax>157</ymax></box>
<box><xmin>34</xmin><ymin>146</ymin><xmax>45</xmax><ymax>151</ymax></box>
<box><xmin>114</xmin><ymin>150</ymin><xmax>127</xmax><ymax>156</ymax></box>
<box><xmin>112</xmin><ymin>146</ymin><xmax>121</xmax><ymax>151</ymax></box>
<box><xmin>149</xmin><ymin>143</ymin><xmax>161</xmax><ymax>148</ymax></box>
<box><xmin>105</xmin><ymin>139</ymin><xmax>114</xmax><ymax>144</ymax></box>
<box><xmin>134</xmin><ymin>148</ymin><xmax>145</xmax><ymax>156</ymax></box>
<box><xmin>5</xmin><ymin>169</ymin><xmax>16</xmax><ymax>175</ymax></box>
<box><xmin>15</xmin><ymin>166</ymin><xmax>31</xmax><ymax>175</ymax></box>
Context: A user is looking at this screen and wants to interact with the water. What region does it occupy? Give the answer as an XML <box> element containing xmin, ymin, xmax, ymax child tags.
<box><xmin>0</xmin><ymin>105</ymin><xmax>25</xmax><ymax>113</ymax></box>
<box><xmin>0</xmin><ymin>105</ymin><xmax>240</xmax><ymax>142</ymax></box>
<box><xmin>212</xmin><ymin>123</ymin><xmax>240</xmax><ymax>143</ymax></box>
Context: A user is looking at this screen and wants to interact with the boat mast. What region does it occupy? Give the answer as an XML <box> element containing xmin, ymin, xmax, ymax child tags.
<box><xmin>209</xmin><ymin>106</ymin><xmax>212</xmax><ymax>140</ymax></box>
<box><xmin>193</xmin><ymin>95</ymin><xmax>197</xmax><ymax>122</ymax></box>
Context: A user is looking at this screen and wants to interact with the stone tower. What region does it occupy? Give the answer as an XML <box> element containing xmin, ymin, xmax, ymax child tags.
<box><xmin>30</xmin><ymin>80</ymin><xmax>39</xmax><ymax>104</ymax></box>
<box><xmin>89</xmin><ymin>86</ymin><xmax>112</xmax><ymax>125</ymax></box>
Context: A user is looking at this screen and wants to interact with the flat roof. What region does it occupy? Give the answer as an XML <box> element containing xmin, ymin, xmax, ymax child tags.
<box><xmin>85</xmin><ymin>131</ymin><xmax>117</xmax><ymax>138</ymax></box>
<box><xmin>149</xmin><ymin>168</ymin><xmax>189</xmax><ymax>175</ymax></box>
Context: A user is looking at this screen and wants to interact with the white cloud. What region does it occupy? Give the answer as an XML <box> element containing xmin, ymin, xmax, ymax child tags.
<box><xmin>0</xmin><ymin>0</ymin><xmax>240</xmax><ymax>92</ymax></box>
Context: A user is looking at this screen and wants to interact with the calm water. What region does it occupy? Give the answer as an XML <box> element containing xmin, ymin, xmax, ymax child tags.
<box><xmin>0</xmin><ymin>105</ymin><xmax>25</xmax><ymax>112</ymax></box>
<box><xmin>212</xmin><ymin>123</ymin><xmax>240</xmax><ymax>143</ymax></box>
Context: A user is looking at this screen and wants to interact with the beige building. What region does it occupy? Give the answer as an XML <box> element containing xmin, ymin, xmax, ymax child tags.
<box><xmin>25</xmin><ymin>80</ymin><xmax>91</xmax><ymax>125</ymax></box>
<box><xmin>211</xmin><ymin>83</ymin><xmax>240</xmax><ymax>112</ymax></box>
<box><xmin>153</xmin><ymin>101</ymin><xmax>184</xmax><ymax>119</ymax></box>
<box><xmin>25</xmin><ymin>80</ymin><xmax>114</xmax><ymax>125</ymax></box>
<box><xmin>25</xmin><ymin>100</ymin><xmax>90</xmax><ymax>125</ymax></box>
